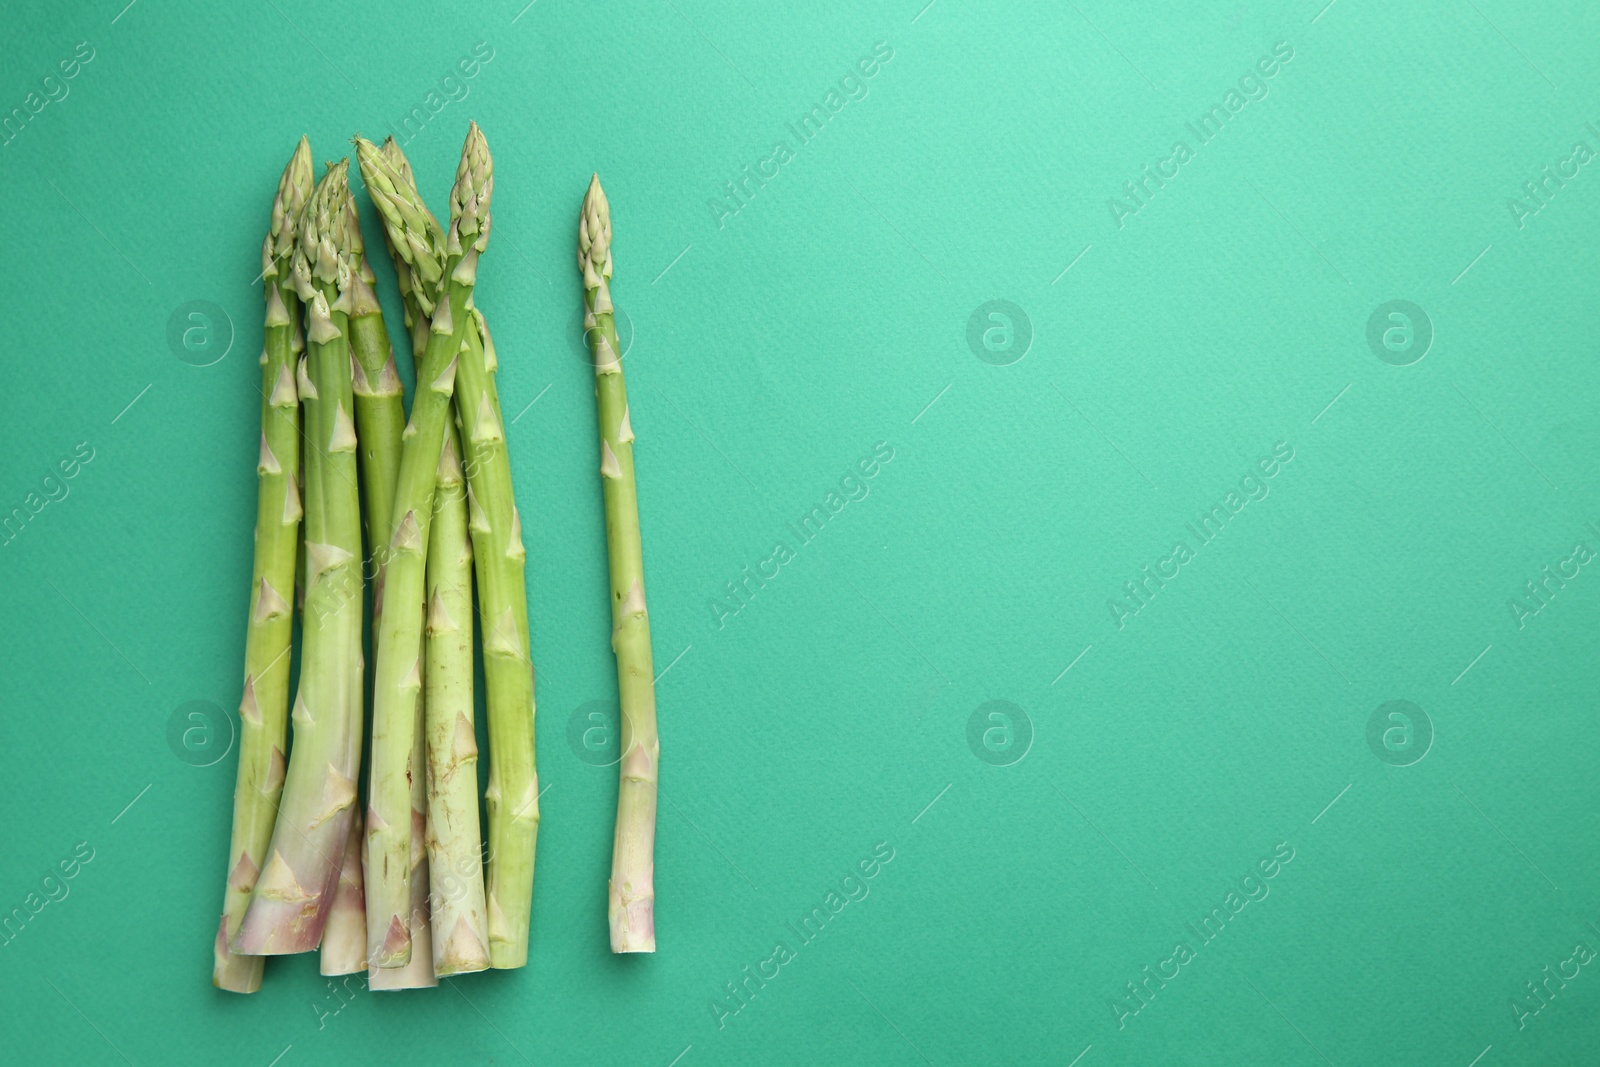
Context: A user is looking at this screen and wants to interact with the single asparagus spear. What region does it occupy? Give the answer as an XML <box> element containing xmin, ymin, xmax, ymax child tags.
<box><xmin>320</xmin><ymin>183</ymin><xmax>409</xmax><ymax>977</ymax></box>
<box><xmin>449</xmin><ymin>272</ymin><xmax>540</xmax><ymax>970</ymax></box>
<box><xmin>320</xmin><ymin>816</ymin><xmax>367</xmax><ymax>975</ymax></box>
<box><xmin>355</xmin><ymin>136</ymin><xmax>434</xmax><ymax>976</ymax></box>
<box><xmin>213</xmin><ymin>138</ymin><xmax>312</xmax><ymax>992</ymax></box>
<box><xmin>233</xmin><ymin>160</ymin><xmax>366</xmax><ymax>955</ymax></box>
<box><xmin>369</xmin><ymin>648</ymin><xmax>437</xmax><ymax>990</ymax></box>
<box><xmin>344</xmin><ymin>192</ymin><xmax>407</xmax><ymax>594</ymax></box>
<box><xmin>377</xmin><ymin>137</ymin><xmax>443</xmax><ymax>363</ymax></box>
<box><xmin>370</xmin><ymin>432</ymin><xmax>438</xmax><ymax>991</ymax></box>
<box><xmin>423</xmin><ymin>426</ymin><xmax>490</xmax><ymax>975</ymax></box>
<box><xmin>579</xmin><ymin>176</ymin><xmax>659</xmax><ymax>953</ymax></box>
<box><xmin>357</xmin><ymin>124</ymin><xmax>492</xmax><ymax>968</ymax></box>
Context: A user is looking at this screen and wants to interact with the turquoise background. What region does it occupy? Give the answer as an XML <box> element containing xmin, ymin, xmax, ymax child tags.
<box><xmin>3</xmin><ymin>0</ymin><xmax>1600</xmax><ymax>1063</ymax></box>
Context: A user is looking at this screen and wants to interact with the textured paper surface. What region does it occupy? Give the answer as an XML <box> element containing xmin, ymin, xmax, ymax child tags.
<box><xmin>2</xmin><ymin>1</ymin><xmax>1598</xmax><ymax>1064</ymax></box>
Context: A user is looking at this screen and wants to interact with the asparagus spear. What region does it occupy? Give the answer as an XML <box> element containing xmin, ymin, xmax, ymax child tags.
<box><xmin>319</xmin><ymin>816</ymin><xmax>367</xmax><ymax>975</ymax></box>
<box><xmin>344</xmin><ymin>193</ymin><xmax>407</xmax><ymax>593</ymax></box>
<box><xmin>213</xmin><ymin>139</ymin><xmax>312</xmax><ymax>992</ymax></box>
<box><xmin>447</xmin><ymin>261</ymin><xmax>540</xmax><ymax>971</ymax></box>
<box><xmin>354</xmin><ymin>136</ymin><xmax>434</xmax><ymax>974</ymax></box>
<box><xmin>368</xmin><ymin>654</ymin><xmax>437</xmax><ymax>990</ymax></box>
<box><xmin>376</xmin><ymin>137</ymin><xmax>442</xmax><ymax>364</ymax></box>
<box><xmin>361</xmin><ymin>136</ymin><xmax>499</xmax><ymax>974</ymax></box>
<box><xmin>579</xmin><ymin>176</ymin><xmax>659</xmax><ymax>953</ymax></box>
<box><xmin>369</xmin><ymin>437</ymin><xmax>438</xmax><ymax>991</ymax></box>
<box><xmin>233</xmin><ymin>160</ymin><xmax>366</xmax><ymax>955</ymax></box>
<box><xmin>423</xmin><ymin>426</ymin><xmax>490</xmax><ymax>975</ymax></box>
<box><xmin>357</xmin><ymin>124</ymin><xmax>492</xmax><ymax>968</ymax></box>
<box><xmin>319</xmin><ymin>182</ymin><xmax>410</xmax><ymax>977</ymax></box>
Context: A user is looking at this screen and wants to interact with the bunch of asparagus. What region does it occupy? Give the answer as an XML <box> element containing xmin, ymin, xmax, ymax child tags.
<box><xmin>213</xmin><ymin>127</ymin><xmax>660</xmax><ymax>994</ymax></box>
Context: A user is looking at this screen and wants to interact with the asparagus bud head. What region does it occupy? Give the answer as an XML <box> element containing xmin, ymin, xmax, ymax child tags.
<box><xmin>266</xmin><ymin>137</ymin><xmax>314</xmax><ymax>285</ymax></box>
<box><xmin>448</xmin><ymin>122</ymin><xmax>494</xmax><ymax>257</ymax></box>
<box><xmin>354</xmin><ymin>136</ymin><xmax>446</xmax><ymax>314</ymax></box>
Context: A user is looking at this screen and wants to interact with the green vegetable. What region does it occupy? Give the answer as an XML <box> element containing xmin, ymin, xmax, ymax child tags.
<box><xmin>369</xmin><ymin>674</ymin><xmax>437</xmax><ymax>989</ymax></box>
<box><xmin>344</xmin><ymin>192</ymin><xmax>407</xmax><ymax>592</ymax></box>
<box><xmin>423</xmin><ymin>426</ymin><xmax>490</xmax><ymax>976</ymax></box>
<box><xmin>364</xmin><ymin>129</ymin><xmax>535</xmax><ymax>970</ymax></box>
<box><xmin>232</xmin><ymin>159</ymin><xmax>366</xmax><ymax>956</ymax></box>
<box><xmin>579</xmin><ymin>175</ymin><xmax>659</xmax><ymax>953</ymax></box>
<box><xmin>376</xmin><ymin>137</ymin><xmax>442</xmax><ymax>363</ymax></box>
<box><xmin>347</xmin><ymin>147</ymin><xmax>439</xmax><ymax>990</ymax></box>
<box><xmin>357</xmin><ymin>124</ymin><xmax>491</xmax><ymax>968</ymax></box>
<box><xmin>213</xmin><ymin>138</ymin><xmax>312</xmax><ymax>992</ymax></box>
<box><xmin>454</xmin><ymin>298</ymin><xmax>540</xmax><ymax>968</ymax></box>
<box><xmin>320</xmin><ymin>181</ymin><xmax>408</xmax><ymax>978</ymax></box>
<box><xmin>319</xmin><ymin>816</ymin><xmax>367</xmax><ymax>975</ymax></box>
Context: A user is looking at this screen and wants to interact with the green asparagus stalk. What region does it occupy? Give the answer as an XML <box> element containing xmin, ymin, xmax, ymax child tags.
<box><xmin>233</xmin><ymin>160</ymin><xmax>366</xmax><ymax>955</ymax></box>
<box><xmin>377</xmin><ymin>137</ymin><xmax>442</xmax><ymax>363</ymax></box>
<box><xmin>423</xmin><ymin>427</ymin><xmax>490</xmax><ymax>975</ymax></box>
<box><xmin>354</xmin><ymin>135</ymin><xmax>432</xmax><ymax>974</ymax></box>
<box><xmin>579</xmin><ymin>176</ymin><xmax>659</xmax><ymax>953</ymax></box>
<box><xmin>344</xmin><ymin>194</ymin><xmax>408</xmax><ymax>592</ymax></box>
<box><xmin>314</xmin><ymin>162</ymin><xmax>411</xmax><ymax>979</ymax></box>
<box><xmin>369</xmin><ymin>654</ymin><xmax>437</xmax><ymax>990</ymax></box>
<box><xmin>213</xmin><ymin>138</ymin><xmax>312</xmax><ymax>992</ymax></box>
<box><xmin>356</xmin><ymin>124</ymin><xmax>492</xmax><ymax>968</ymax></box>
<box><xmin>321</xmin><ymin>183</ymin><xmax>407</xmax><ymax>977</ymax></box>
<box><xmin>450</xmin><ymin>273</ymin><xmax>540</xmax><ymax>970</ymax></box>
<box><xmin>370</xmin><ymin>446</ymin><xmax>437</xmax><ymax>991</ymax></box>
<box><xmin>320</xmin><ymin>816</ymin><xmax>367</xmax><ymax>975</ymax></box>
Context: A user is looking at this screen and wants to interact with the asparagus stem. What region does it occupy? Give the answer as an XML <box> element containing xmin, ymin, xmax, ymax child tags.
<box><xmin>376</xmin><ymin>137</ymin><xmax>443</xmax><ymax>365</ymax></box>
<box><xmin>213</xmin><ymin>139</ymin><xmax>312</xmax><ymax>992</ymax></box>
<box><xmin>353</xmin><ymin>136</ymin><xmax>432</xmax><ymax>971</ymax></box>
<box><xmin>371</xmin><ymin>434</ymin><xmax>437</xmax><ymax>992</ymax></box>
<box><xmin>579</xmin><ymin>176</ymin><xmax>659</xmax><ymax>953</ymax></box>
<box><xmin>369</xmin><ymin>636</ymin><xmax>437</xmax><ymax>991</ymax></box>
<box><xmin>445</xmin><ymin>284</ymin><xmax>540</xmax><ymax>969</ymax></box>
<box><xmin>356</xmin><ymin>125</ymin><xmax>492</xmax><ymax>968</ymax></box>
<box><xmin>314</xmin><ymin>184</ymin><xmax>409</xmax><ymax>978</ymax></box>
<box><xmin>423</xmin><ymin>427</ymin><xmax>490</xmax><ymax>975</ymax></box>
<box><xmin>319</xmin><ymin>815</ymin><xmax>367</xmax><ymax>975</ymax></box>
<box><xmin>344</xmin><ymin>202</ymin><xmax>407</xmax><ymax>592</ymax></box>
<box><xmin>233</xmin><ymin>160</ymin><xmax>366</xmax><ymax>955</ymax></box>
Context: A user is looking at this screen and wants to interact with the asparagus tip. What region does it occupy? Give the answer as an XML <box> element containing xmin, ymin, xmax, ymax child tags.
<box><xmin>267</xmin><ymin>138</ymin><xmax>316</xmax><ymax>282</ymax></box>
<box><xmin>298</xmin><ymin>159</ymin><xmax>357</xmax><ymax>294</ymax></box>
<box><xmin>448</xmin><ymin>123</ymin><xmax>493</xmax><ymax>253</ymax></box>
<box><xmin>578</xmin><ymin>174</ymin><xmax>612</xmax><ymax>282</ymax></box>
